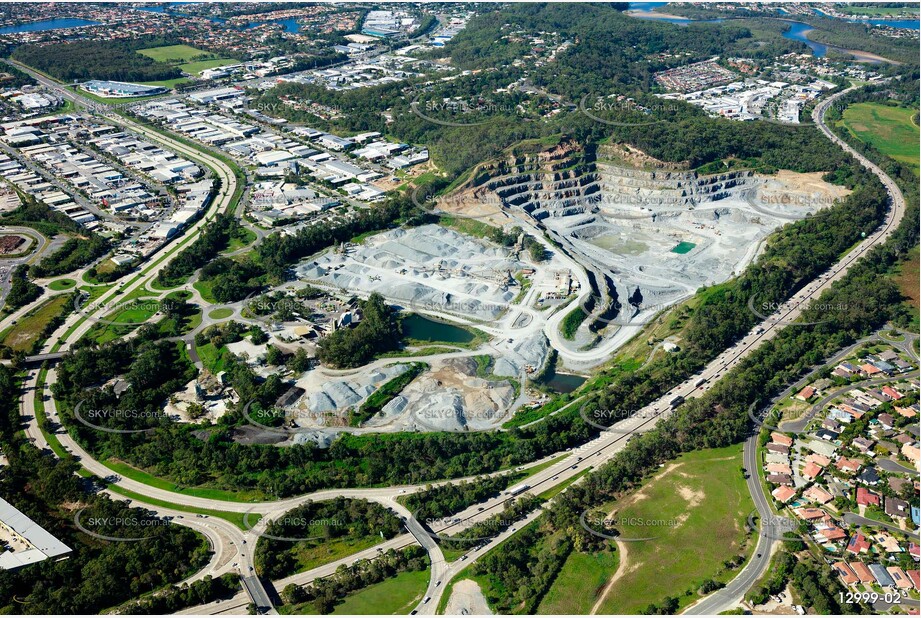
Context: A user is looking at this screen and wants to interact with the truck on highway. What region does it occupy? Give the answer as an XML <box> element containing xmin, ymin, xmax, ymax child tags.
<box><xmin>506</xmin><ymin>483</ymin><xmax>531</xmax><ymax>497</ymax></box>
<box><xmin>669</xmin><ymin>395</ymin><xmax>685</xmax><ymax>408</ymax></box>
<box><xmin>694</xmin><ymin>377</ymin><xmax>708</xmax><ymax>388</ymax></box>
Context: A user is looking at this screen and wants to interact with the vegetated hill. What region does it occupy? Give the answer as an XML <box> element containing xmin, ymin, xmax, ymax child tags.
<box><xmin>11</xmin><ymin>37</ymin><xmax>183</xmax><ymax>82</ymax></box>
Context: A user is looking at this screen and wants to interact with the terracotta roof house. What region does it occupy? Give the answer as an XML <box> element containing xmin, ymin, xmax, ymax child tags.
<box><xmin>834</xmin><ymin>561</ymin><xmax>859</xmax><ymax>585</ymax></box>
<box><xmin>806</xmin><ymin>453</ymin><xmax>831</xmax><ymax>467</ymax></box>
<box><xmin>908</xmin><ymin>570</ymin><xmax>920</xmax><ymax>591</ymax></box>
<box><xmin>772</xmin><ymin>486</ymin><xmax>796</xmax><ymax>503</ymax></box>
<box><xmin>847</xmin><ymin>533</ymin><xmax>871</xmax><ymax>555</ymax></box>
<box><xmin>802</xmin><ymin>462</ymin><xmax>823</xmax><ymax>480</ymax></box>
<box><xmin>836</xmin><ymin>457</ymin><xmax>862</xmax><ymax>474</ymax></box>
<box><xmin>766</xmin><ymin>463</ymin><xmax>793</xmax><ymax>475</ymax></box>
<box><xmin>856</xmin><ymin>487</ymin><xmax>881</xmax><ymax>507</ymax></box>
<box><xmin>771</xmin><ymin>432</ymin><xmax>794</xmax><ymax>447</ymax></box>
<box><xmin>794</xmin><ymin>507</ymin><xmax>826</xmax><ymax>521</ymax></box>
<box><xmin>795</xmin><ymin>386</ymin><xmax>816</xmax><ymax>401</ymax></box>
<box><xmin>850</xmin><ymin>561</ymin><xmax>875</xmax><ymax>583</ymax></box>
<box><xmin>888</xmin><ymin>566</ymin><xmax>912</xmax><ymax>590</ymax></box>
<box><xmin>804</xmin><ymin>485</ymin><xmax>834</xmax><ymax>505</ymax></box>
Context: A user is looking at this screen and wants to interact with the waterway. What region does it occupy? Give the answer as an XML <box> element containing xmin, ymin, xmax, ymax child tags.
<box><xmin>135</xmin><ymin>4</ymin><xmax>301</xmax><ymax>32</ymax></box>
<box><xmin>782</xmin><ymin>21</ymin><xmax>828</xmax><ymax>58</ymax></box>
<box><xmin>0</xmin><ymin>18</ymin><xmax>99</xmax><ymax>35</ymax></box>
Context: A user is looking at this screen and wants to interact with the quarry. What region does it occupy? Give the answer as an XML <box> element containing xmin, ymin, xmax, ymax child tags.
<box><xmin>241</xmin><ymin>140</ymin><xmax>850</xmax><ymax>443</ymax></box>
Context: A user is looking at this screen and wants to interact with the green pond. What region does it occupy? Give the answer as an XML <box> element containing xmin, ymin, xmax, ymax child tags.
<box><xmin>401</xmin><ymin>313</ymin><xmax>475</xmax><ymax>344</ymax></box>
<box><xmin>671</xmin><ymin>241</ymin><xmax>697</xmax><ymax>254</ymax></box>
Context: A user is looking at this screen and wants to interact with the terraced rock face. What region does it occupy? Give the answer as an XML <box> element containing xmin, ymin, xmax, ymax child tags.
<box><xmin>446</xmin><ymin>140</ymin><xmax>848</xmax><ymax>335</ymax></box>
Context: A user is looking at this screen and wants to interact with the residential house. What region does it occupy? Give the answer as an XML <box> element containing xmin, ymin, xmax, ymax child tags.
<box><xmin>884</xmin><ymin>496</ymin><xmax>910</xmax><ymax>520</ymax></box>
<box><xmin>766</xmin><ymin>474</ymin><xmax>793</xmax><ymax>486</ymax></box>
<box><xmin>847</xmin><ymin>533</ymin><xmax>871</xmax><ymax>555</ymax></box>
<box><xmin>850</xmin><ymin>561</ymin><xmax>875</xmax><ymax>584</ymax></box>
<box><xmin>767</xmin><ymin>443</ymin><xmax>791</xmax><ymax>456</ymax></box>
<box><xmin>835</xmin><ymin>457</ymin><xmax>862</xmax><ymax>474</ymax></box>
<box><xmin>869</xmin><ymin>563</ymin><xmax>896</xmax><ymax>588</ymax></box>
<box><xmin>771</xmin><ymin>432</ymin><xmax>794</xmax><ymax>447</ymax></box>
<box><xmin>802</xmin><ymin>462</ymin><xmax>823</xmax><ymax>481</ymax></box>
<box><xmin>833</xmin><ymin>561</ymin><xmax>859</xmax><ymax>586</ymax></box>
<box><xmin>804</xmin><ymin>485</ymin><xmax>834</xmax><ymax>505</ymax></box>
<box><xmin>772</xmin><ymin>486</ymin><xmax>796</xmax><ymax>503</ymax></box>
<box><xmin>856</xmin><ymin>487</ymin><xmax>881</xmax><ymax>507</ymax></box>
<box><xmin>795</xmin><ymin>386</ymin><xmax>816</xmax><ymax>402</ymax></box>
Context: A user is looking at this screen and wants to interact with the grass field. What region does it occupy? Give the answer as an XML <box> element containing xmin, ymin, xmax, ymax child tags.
<box><xmin>269</xmin><ymin>535</ymin><xmax>390</xmax><ymax>579</ymax></box>
<box><xmin>196</xmin><ymin>341</ymin><xmax>232</xmax><ymax>373</ymax></box>
<box><xmin>0</xmin><ymin>295</ymin><xmax>70</xmax><ymax>352</ymax></box>
<box><xmin>225</xmin><ymin>227</ymin><xmax>257</xmax><ymax>253</ymax></box>
<box><xmin>87</xmin><ymin>297</ymin><xmax>161</xmax><ymax>344</ymax></box>
<box><xmin>137</xmin><ymin>44</ymin><xmax>212</xmax><ymax>63</ymax></box>
<box><xmin>839</xmin><ymin>102</ymin><xmax>920</xmax><ymax>173</ymax></box>
<box><xmin>837</xmin><ymin>6</ymin><xmax>919</xmax><ymax>17</ymax></box>
<box><xmin>137</xmin><ymin>44</ymin><xmax>237</xmax><ymax>77</ymax></box>
<box><xmin>896</xmin><ymin>245</ymin><xmax>920</xmax><ymax>309</ymax></box>
<box><xmin>193</xmin><ymin>280</ymin><xmax>218</xmax><ymax>304</ymax></box>
<box><xmin>208</xmin><ymin>307</ymin><xmax>234</xmax><ymax>320</ymax></box>
<box><xmin>179</xmin><ymin>58</ymin><xmax>237</xmax><ymax>76</ymax></box>
<box><xmin>332</xmin><ymin>569</ymin><xmax>429</xmax><ymax>615</ymax></box>
<box><xmin>48</xmin><ymin>278</ymin><xmax>76</xmax><ymax>291</ymax></box>
<box><xmin>537</xmin><ymin>550</ymin><xmax>618</xmax><ymax>614</ymax></box>
<box><xmin>592</xmin><ymin>443</ymin><xmax>754</xmax><ymax>614</ymax></box>
<box><xmin>139</xmin><ymin>77</ymin><xmax>192</xmax><ymax>89</ymax></box>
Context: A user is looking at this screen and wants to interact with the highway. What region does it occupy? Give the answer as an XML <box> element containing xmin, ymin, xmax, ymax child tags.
<box><xmin>6</xmin><ymin>67</ymin><xmax>911</xmax><ymax>615</ymax></box>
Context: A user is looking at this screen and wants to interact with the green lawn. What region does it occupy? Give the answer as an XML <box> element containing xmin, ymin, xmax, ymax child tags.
<box><xmin>179</xmin><ymin>58</ymin><xmax>237</xmax><ymax>76</ymax></box>
<box><xmin>48</xmin><ymin>278</ymin><xmax>76</xmax><ymax>291</ymax></box>
<box><xmin>196</xmin><ymin>341</ymin><xmax>232</xmax><ymax>373</ymax></box>
<box><xmin>671</xmin><ymin>241</ymin><xmax>697</xmax><ymax>254</ymax></box>
<box><xmin>0</xmin><ymin>295</ymin><xmax>70</xmax><ymax>352</ymax></box>
<box><xmin>267</xmin><ymin>535</ymin><xmax>390</xmax><ymax>580</ymax></box>
<box><xmin>839</xmin><ymin>102</ymin><xmax>920</xmax><ymax>173</ymax></box>
<box><xmin>331</xmin><ymin>569</ymin><xmax>429</xmax><ymax>615</ymax></box>
<box><xmin>537</xmin><ymin>550</ymin><xmax>618</xmax><ymax>614</ymax></box>
<box><xmin>139</xmin><ymin>77</ymin><xmax>192</xmax><ymax>89</ymax></box>
<box><xmin>208</xmin><ymin>308</ymin><xmax>234</xmax><ymax>320</ymax></box>
<box><xmin>136</xmin><ymin>44</ymin><xmax>237</xmax><ymax>78</ymax></box>
<box><xmin>193</xmin><ymin>280</ymin><xmax>217</xmax><ymax>304</ymax></box>
<box><xmin>137</xmin><ymin>44</ymin><xmax>212</xmax><ymax>63</ymax></box>
<box><xmin>87</xmin><ymin>298</ymin><xmax>161</xmax><ymax>344</ymax></box>
<box><xmin>224</xmin><ymin>227</ymin><xmax>257</xmax><ymax>253</ymax></box>
<box><xmin>592</xmin><ymin>443</ymin><xmax>755</xmax><ymax>614</ymax></box>
<box><xmin>837</xmin><ymin>5</ymin><xmax>918</xmax><ymax>17</ymax></box>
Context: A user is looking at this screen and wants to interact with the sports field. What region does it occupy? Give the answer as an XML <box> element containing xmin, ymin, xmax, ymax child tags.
<box><xmin>840</xmin><ymin>102</ymin><xmax>920</xmax><ymax>173</ymax></box>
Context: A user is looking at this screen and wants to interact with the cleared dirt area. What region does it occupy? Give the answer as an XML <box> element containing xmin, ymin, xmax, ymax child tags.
<box><xmin>444</xmin><ymin>579</ymin><xmax>493</xmax><ymax>616</ymax></box>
